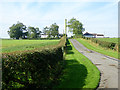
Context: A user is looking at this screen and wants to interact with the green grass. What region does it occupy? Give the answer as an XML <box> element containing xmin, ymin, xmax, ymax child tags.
<box><xmin>55</xmin><ymin>39</ymin><xmax>100</xmax><ymax>88</ymax></box>
<box><xmin>76</xmin><ymin>38</ymin><xmax>119</xmax><ymax>59</ymax></box>
<box><xmin>2</xmin><ymin>39</ymin><xmax>60</xmax><ymax>53</ymax></box>
<box><xmin>96</xmin><ymin>38</ymin><xmax>119</xmax><ymax>43</ymax></box>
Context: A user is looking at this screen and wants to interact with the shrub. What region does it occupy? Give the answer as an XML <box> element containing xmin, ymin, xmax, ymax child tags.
<box><xmin>2</xmin><ymin>36</ymin><xmax>66</xmax><ymax>89</ymax></box>
<box><xmin>83</xmin><ymin>37</ymin><xmax>118</xmax><ymax>51</ymax></box>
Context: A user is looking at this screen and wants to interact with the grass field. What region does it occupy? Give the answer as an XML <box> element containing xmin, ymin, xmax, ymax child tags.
<box><xmin>76</xmin><ymin>38</ymin><xmax>119</xmax><ymax>59</ymax></box>
<box><xmin>96</xmin><ymin>38</ymin><xmax>119</xmax><ymax>43</ymax></box>
<box><xmin>1</xmin><ymin>39</ymin><xmax>60</xmax><ymax>53</ymax></box>
<box><xmin>55</xmin><ymin>39</ymin><xmax>100</xmax><ymax>88</ymax></box>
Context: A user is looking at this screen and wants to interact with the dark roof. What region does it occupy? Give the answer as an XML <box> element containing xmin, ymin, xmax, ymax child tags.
<box><xmin>84</xmin><ymin>32</ymin><xmax>93</xmax><ymax>35</ymax></box>
<box><xmin>84</xmin><ymin>32</ymin><xmax>104</xmax><ymax>36</ymax></box>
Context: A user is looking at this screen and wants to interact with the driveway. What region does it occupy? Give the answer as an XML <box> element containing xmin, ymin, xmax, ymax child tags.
<box><xmin>70</xmin><ymin>39</ymin><xmax>119</xmax><ymax>89</ymax></box>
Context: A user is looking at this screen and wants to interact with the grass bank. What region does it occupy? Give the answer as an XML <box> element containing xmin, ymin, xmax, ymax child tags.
<box><xmin>96</xmin><ymin>38</ymin><xmax>118</xmax><ymax>43</ymax></box>
<box><xmin>76</xmin><ymin>38</ymin><xmax>119</xmax><ymax>59</ymax></box>
<box><xmin>55</xmin><ymin>39</ymin><xmax>100</xmax><ymax>88</ymax></box>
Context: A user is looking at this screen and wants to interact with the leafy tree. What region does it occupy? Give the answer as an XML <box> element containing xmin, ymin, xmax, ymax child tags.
<box><xmin>43</xmin><ymin>26</ymin><xmax>51</xmax><ymax>38</ymax></box>
<box><xmin>43</xmin><ymin>26</ymin><xmax>49</xmax><ymax>34</ymax></box>
<box><xmin>68</xmin><ymin>17</ymin><xmax>85</xmax><ymax>36</ymax></box>
<box><xmin>27</xmin><ymin>26</ymin><xmax>41</xmax><ymax>39</ymax></box>
<box><xmin>43</xmin><ymin>23</ymin><xmax>59</xmax><ymax>38</ymax></box>
<box><xmin>22</xmin><ymin>31</ymin><xmax>28</xmax><ymax>39</ymax></box>
<box><xmin>8</xmin><ymin>21</ymin><xmax>26</xmax><ymax>39</ymax></box>
<box><xmin>36</xmin><ymin>27</ymin><xmax>41</xmax><ymax>38</ymax></box>
<box><xmin>50</xmin><ymin>23</ymin><xmax>59</xmax><ymax>38</ymax></box>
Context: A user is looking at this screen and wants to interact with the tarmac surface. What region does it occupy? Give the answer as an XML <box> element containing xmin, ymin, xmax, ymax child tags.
<box><xmin>70</xmin><ymin>39</ymin><xmax>119</xmax><ymax>89</ymax></box>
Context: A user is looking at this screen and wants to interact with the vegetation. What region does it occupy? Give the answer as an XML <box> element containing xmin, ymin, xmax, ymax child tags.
<box><xmin>8</xmin><ymin>22</ymin><xmax>60</xmax><ymax>39</ymax></box>
<box><xmin>4</xmin><ymin>18</ymin><xmax>102</xmax><ymax>89</ymax></box>
<box><xmin>95</xmin><ymin>38</ymin><xmax>119</xmax><ymax>52</ymax></box>
<box><xmin>55</xmin><ymin>39</ymin><xmax>100</xmax><ymax>88</ymax></box>
<box><xmin>82</xmin><ymin>37</ymin><xmax>119</xmax><ymax>51</ymax></box>
<box><xmin>96</xmin><ymin>38</ymin><xmax>118</xmax><ymax>43</ymax></box>
<box><xmin>43</xmin><ymin>26</ymin><xmax>50</xmax><ymax>37</ymax></box>
<box><xmin>2</xmin><ymin>36</ymin><xmax>66</xmax><ymax>89</ymax></box>
<box><xmin>50</xmin><ymin>23</ymin><xmax>59</xmax><ymax>38</ymax></box>
<box><xmin>27</xmin><ymin>26</ymin><xmax>41</xmax><ymax>39</ymax></box>
<box><xmin>8</xmin><ymin>21</ymin><xmax>27</xmax><ymax>39</ymax></box>
<box><xmin>76</xmin><ymin>38</ymin><xmax>119</xmax><ymax>59</ymax></box>
<box><xmin>67</xmin><ymin>17</ymin><xmax>85</xmax><ymax>36</ymax></box>
<box><xmin>2</xmin><ymin>39</ymin><xmax>60</xmax><ymax>53</ymax></box>
<box><xmin>43</xmin><ymin>23</ymin><xmax>59</xmax><ymax>38</ymax></box>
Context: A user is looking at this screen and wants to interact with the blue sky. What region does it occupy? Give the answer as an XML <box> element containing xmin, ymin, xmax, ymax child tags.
<box><xmin>0</xmin><ymin>0</ymin><xmax>118</xmax><ymax>38</ymax></box>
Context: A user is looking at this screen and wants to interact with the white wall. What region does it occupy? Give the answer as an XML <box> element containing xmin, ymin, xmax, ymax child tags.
<box><xmin>84</xmin><ymin>35</ymin><xmax>94</xmax><ymax>38</ymax></box>
<box><xmin>41</xmin><ymin>35</ymin><xmax>48</xmax><ymax>38</ymax></box>
<box><xmin>96</xmin><ymin>36</ymin><xmax>104</xmax><ymax>38</ymax></box>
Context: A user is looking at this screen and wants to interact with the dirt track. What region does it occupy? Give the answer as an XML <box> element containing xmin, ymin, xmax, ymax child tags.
<box><xmin>70</xmin><ymin>39</ymin><xmax>119</xmax><ymax>89</ymax></box>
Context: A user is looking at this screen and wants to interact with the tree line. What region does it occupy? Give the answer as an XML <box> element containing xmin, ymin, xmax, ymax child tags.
<box><xmin>8</xmin><ymin>21</ymin><xmax>59</xmax><ymax>39</ymax></box>
<box><xmin>8</xmin><ymin>17</ymin><xmax>85</xmax><ymax>39</ymax></box>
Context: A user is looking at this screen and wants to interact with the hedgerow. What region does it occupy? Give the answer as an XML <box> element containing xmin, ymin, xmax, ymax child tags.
<box><xmin>82</xmin><ymin>37</ymin><xmax>119</xmax><ymax>51</ymax></box>
<box><xmin>2</xmin><ymin>36</ymin><xmax>66</xmax><ymax>89</ymax></box>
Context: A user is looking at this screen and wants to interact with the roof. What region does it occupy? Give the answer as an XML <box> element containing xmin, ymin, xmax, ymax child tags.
<box><xmin>84</xmin><ymin>32</ymin><xmax>104</xmax><ymax>36</ymax></box>
<box><xmin>84</xmin><ymin>32</ymin><xmax>93</xmax><ymax>35</ymax></box>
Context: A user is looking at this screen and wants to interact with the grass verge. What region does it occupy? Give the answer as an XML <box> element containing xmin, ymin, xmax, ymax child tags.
<box><xmin>55</xmin><ymin>39</ymin><xmax>100</xmax><ymax>88</ymax></box>
<box><xmin>76</xmin><ymin>38</ymin><xmax>119</xmax><ymax>59</ymax></box>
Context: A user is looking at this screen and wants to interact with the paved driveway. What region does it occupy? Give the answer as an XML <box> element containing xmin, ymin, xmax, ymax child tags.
<box><xmin>70</xmin><ymin>39</ymin><xmax>119</xmax><ymax>89</ymax></box>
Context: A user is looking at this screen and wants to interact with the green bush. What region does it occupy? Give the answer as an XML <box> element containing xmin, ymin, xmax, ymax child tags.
<box><xmin>83</xmin><ymin>37</ymin><xmax>118</xmax><ymax>51</ymax></box>
<box><xmin>2</xmin><ymin>36</ymin><xmax>66</xmax><ymax>89</ymax></box>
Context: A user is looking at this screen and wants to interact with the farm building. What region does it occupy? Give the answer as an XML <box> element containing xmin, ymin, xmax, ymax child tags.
<box><xmin>40</xmin><ymin>33</ymin><xmax>48</xmax><ymax>38</ymax></box>
<box><xmin>41</xmin><ymin>33</ymin><xmax>63</xmax><ymax>38</ymax></box>
<box><xmin>83</xmin><ymin>32</ymin><xmax>104</xmax><ymax>38</ymax></box>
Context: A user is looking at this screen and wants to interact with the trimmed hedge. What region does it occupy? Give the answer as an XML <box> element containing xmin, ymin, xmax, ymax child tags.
<box><xmin>82</xmin><ymin>37</ymin><xmax>119</xmax><ymax>51</ymax></box>
<box><xmin>2</xmin><ymin>36</ymin><xmax>66</xmax><ymax>89</ymax></box>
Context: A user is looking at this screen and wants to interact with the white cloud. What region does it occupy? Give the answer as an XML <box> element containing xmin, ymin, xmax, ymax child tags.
<box><xmin>71</xmin><ymin>2</ymin><xmax>118</xmax><ymax>37</ymax></box>
<box><xmin>0</xmin><ymin>0</ymin><xmax>119</xmax><ymax>2</ymax></box>
<box><xmin>0</xmin><ymin>1</ymin><xmax>118</xmax><ymax>38</ymax></box>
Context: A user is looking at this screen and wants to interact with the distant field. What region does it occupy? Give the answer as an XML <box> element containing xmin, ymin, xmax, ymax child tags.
<box><xmin>2</xmin><ymin>39</ymin><xmax>60</xmax><ymax>53</ymax></box>
<box><xmin>97</xmin><ymin>38</ymin><xmax>118</xmax><ymax>43</ymax></box>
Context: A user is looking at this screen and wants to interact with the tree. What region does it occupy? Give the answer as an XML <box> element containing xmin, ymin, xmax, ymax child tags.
<box><xmin>50</xmin><ymin>23</ymin><xmax>59</xmax><ymax>38</ymax></box>
<box><xmin>43</xmin><ymin>26</ymin><xmax>49</xmax><ymax>34</ymax></box>
<box><xmin>27</xmin><ymin>26</ymin><xmax>41</xmax><ymax>39</ymax></box>
<box><xmin>43</xmin><ymin>26</ymin><xmax>51</xmax><ymax>38</ymax></box>
<box><xmin>36</xmin><ymin>27</ymin><xmax>41</xmax><ymax>38</ymax></box>
<box><xmin>8</xmin><ymin>21</ymin><xmax>26</xmax><ymax>39</ymax></box>
<box><xmin>68</xmin><ymin>17</ymin><xmax>85</xmax><ymax>36</ymax></box>
<box><xmin>43</xmin><ymin>23</ymin><xmax>59</xmax><ymax>38</ymax></box>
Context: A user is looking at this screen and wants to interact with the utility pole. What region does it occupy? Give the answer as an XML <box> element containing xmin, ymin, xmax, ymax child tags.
<box><xmin>63</xmin><ymin>29</ymin><xmax>64</xmax><ymax>34</ymax></box>
<box><xmin>104</xmin><ymin>31</ymin><xmax>105</xmax><ymax>38</ymax></box>
<box><xmin>65</xmin><ymin>19</ymin><xmax>67</xmax><ymax>37</ymax></box>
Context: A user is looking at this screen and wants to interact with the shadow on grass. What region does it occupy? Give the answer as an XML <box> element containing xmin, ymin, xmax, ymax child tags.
<box><xmin>66</xmin><ymin>39</ymin><xmax>70</xmax><ymax>45</ymax></box>
<box><xmin>58</xmin><ymin>60</ymin><xmax>88</xmax><ymax>88</ymax></box>
<box><xmin>66</xmin><ymin>45</ymin><xmax>74</xmax><ymax>54</ymax></box>
<box><xmin>67</xmin><ymin>45</ymin><xmax>72</xmax><ymax>50</ymax></box>
<box><xmin>66</xmin><ymin>39</ymin><xmax>73</xmax><ymax>54</ymax></box>
<box><xmin>55</xmin><ymin>39</ymin><xmax>88</xmax><ymax>88</ymax></box>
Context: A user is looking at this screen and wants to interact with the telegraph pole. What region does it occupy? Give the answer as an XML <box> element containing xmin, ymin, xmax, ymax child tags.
<box><xmin>65</xmin><ymin>19</ymin><xmax>67</xmax><ymax>37</ymax></box>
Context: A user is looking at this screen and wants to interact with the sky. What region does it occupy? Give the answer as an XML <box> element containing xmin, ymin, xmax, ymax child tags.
<box><xmin>0</xmin><ymin>0</ymin><xmax>119</xmax><ymax>38</ymax></box>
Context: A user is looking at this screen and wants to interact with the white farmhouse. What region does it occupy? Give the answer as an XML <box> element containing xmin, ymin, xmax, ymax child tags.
<box><xmin>40</xmin><ymin>33</ymin><xmax>48</xmax><ymax>38</ymax></box>
<box><xmin>83</xmin><ymin>32</ymin><xmax>104</xmax><ymax>38</ymax></box>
